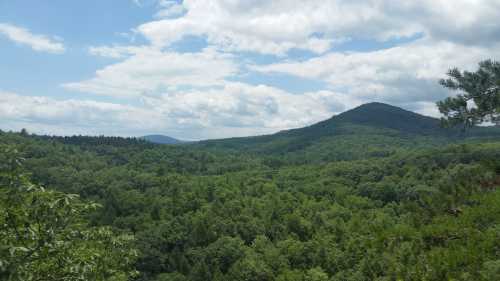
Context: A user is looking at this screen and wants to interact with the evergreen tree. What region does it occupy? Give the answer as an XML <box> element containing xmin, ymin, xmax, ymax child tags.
<box><xmin>438</xmin><ymin>59</ymin><xmax>500</xmax><ymax>129</ymax></box>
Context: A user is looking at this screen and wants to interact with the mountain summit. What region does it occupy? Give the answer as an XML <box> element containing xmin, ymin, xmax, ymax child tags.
<box><xmin>305</xmin><ymin>102</ymin><xmax>441</xmax><ymax>136</ymax></box>
<box><xmin>197</xmin><ymin>102</ymin><xmax>500</xmax><ymax>159</ymax></box>
<box><xmin>141</xmin><ymin>135</ymin><xmax>183</xmax><ymax>144</ymax></box>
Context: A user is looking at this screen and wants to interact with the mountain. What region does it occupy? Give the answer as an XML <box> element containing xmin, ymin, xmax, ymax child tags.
<box><xmin>277</xmin><ymin>102</ymin><xmax>443</xmax><ymax>137</ymax></box>
<box><xmin>328</xmin><ymin>102</ymin><xmax>441</xmax><ymax>134</ymax></box>
<box><xmin>141</xmin><ymin>134</ymin><xmax>183</xmax><ymax>144</ymax></box>
<box><xmin>196</xmin><ymin>102</ymin><xmax>500</xmax><ymax>161</ymax></box>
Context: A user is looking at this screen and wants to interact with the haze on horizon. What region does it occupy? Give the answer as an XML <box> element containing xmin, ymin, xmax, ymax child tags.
<box><xmin>1</xmin><ymin>0</ymin><xmax>500</xmax><ymax>140</ymax></box>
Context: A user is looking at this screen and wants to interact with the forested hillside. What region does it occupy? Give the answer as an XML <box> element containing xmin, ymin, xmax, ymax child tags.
<box><xmin>2</xmin><ymin>0</ymin><xmax>499</xmax><ymax>277</ymax></box>
<box><xmin>142</xmin><ymin>135</ymin><xmax>184</xmax><ymax>145</ymax></box>
<box><xmin>1</xmin><ymin>103</ymin><xmax>500</xmax><ymax>280</ymax></box>
<box><xmin>196</xmin><ymin>103</ymin><xmax>500</xmax><ymax>163</ymax></box>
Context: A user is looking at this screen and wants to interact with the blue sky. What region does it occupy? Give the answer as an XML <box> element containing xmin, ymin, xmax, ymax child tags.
<box><xmin>0</xmin><ymin>0</ymin><xmax>154</xmax><ymax>101</ymax></box>
<box><xmin>1</xmin><ymin>0</ymin><xmax>499</xmax><ymax>139</ymax></box>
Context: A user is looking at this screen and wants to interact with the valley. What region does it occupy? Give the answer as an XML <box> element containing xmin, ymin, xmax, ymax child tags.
<box><xmin>2</xmin><ymin>103</ymin><xmax>500</xmax><ymax>280</ymax></box>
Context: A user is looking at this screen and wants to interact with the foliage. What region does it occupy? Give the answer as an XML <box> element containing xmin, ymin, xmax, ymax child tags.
<box><xmin>1</xmin><ymin>101</ymin><xmax>500</xmax><ymax>280</ymax></box>
<box><xmin>0</xmin><ymin>147</ymin><xmax>138</xmax><ymax>281</ymax></box>
<box><xmin>438</xmin><ymin>59</ymin><xmax>500</xmax><ymax>129</ymax></box>
<box><xmin>197</xmin><ymin>102</ymin><xmax>500</xmax><ymax>161</ymax></box>
<box><xmin>1</xmin><ymin>131</ymin><xmax>500</xmax><ymax>280</ymax></box>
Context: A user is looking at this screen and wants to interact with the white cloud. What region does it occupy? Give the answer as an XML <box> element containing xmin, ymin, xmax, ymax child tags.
<box><xmin>65</xmin><ymin>47</ymin><xmax>238</xmax><ymax>97</ymax></box>
<box><xmin>419</xmin><ymin>0</ymin><xmax>500</xmax><ymax>46</ymax></box>
<box><xmin>137</xmin><ymin>0</ymin><xmax>355</xmax><ymax>55</ymax></box>
<box><xmin>146</xmin><ymin>82</ymin><xmax>353</xmax><ymax>130</ymax></box>
<box><xmin>253</xmin><ymin>39</ymin><xmax>500</xmax><ymax>106</ymax></box>
<box><xmin>8</xmin><ymin>0</ymin><xmax>500</xmax><ymax>138</ymax></box>
<box><xmin>88</xmin><ymin>45</ymin><xmax>143</xmax><ymax>59</ymax></box>
<box><xmin>0</xmin><ymin>23</ymin><xmax>65</xmax><ymax>53</ymax></box>
<box><xmin>408</xmin><ymin>101</ymin><xmax>442</xmax><ymax>118</ymax></box>
<box><xmin>1</xmin><ymin>84</ymin><xmax>356</xmax><ymax>139</ymax></box>
<box><xmin>135</xmin><ymin>0</ymin><xmax>500</xmax><ymax>56</ymax></box>
<box><xmin>77</xmin><ymin>0</ymin><xmax>500</xmax><ymax>102</ymax></box>
<box><xmin>155</xmin><ymin>0</ymin><xmax>186</xmax><ymax>18</ymax></box>
<box><xmin>137</xmin><ymin>82</ymin><xmax>360</xmax><ymax>139</ymax></box>
<box><xmin>0</xmin><ymin>91</ymin><xmax>162</xmax><ymax>136</ymax></box>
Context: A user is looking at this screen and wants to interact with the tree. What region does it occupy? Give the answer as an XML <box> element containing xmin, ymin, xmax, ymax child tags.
<box><xmin>437</xmin><ymin>59</ymin><xmax>500</xmax><ymax>129</ymax></box>
<box><xmin>0</xmin><ymin>147</ymin><xmax>138</xmax><ymax>281</ymax></box>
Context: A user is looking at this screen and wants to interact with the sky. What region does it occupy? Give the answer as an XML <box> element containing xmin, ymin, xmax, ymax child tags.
<box><xmin>1</xmin><ymin>0</ymin><xmax>499</xmax><ymax>140</ymax></box>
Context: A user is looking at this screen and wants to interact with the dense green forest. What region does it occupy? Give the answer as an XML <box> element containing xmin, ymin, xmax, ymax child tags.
<box><xmin>1</xmin><ymin>101</ymin><xmax>500</xmax><ymax>280</ymax></box>
<box><xmin>196</xmin><ymin>103</ymin><xmax>500</xmax><ymax>162</ymax></box>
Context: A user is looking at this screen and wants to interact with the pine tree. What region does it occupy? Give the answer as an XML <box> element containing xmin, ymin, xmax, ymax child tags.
<box><xmin>437</xmin><ymin>60</ymin><xmax>500</xmax><ymax>129</ymax></box>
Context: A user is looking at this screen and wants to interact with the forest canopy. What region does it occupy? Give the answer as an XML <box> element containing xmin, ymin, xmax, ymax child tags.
<box><xmin>1</xmin><ymin>120</ymin><xmax>500</xmax><ymax>280</ymax></box>
<box><xmin>1</xmin><ymin>61</ymin><xmax>500</xmax><ymax>281</ymax></box>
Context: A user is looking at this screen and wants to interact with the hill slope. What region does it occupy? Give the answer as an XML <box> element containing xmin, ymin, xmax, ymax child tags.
<box><xmin>278</xmin><ymin>102</ymin><xmax>442</xmax><ymax>138</ymax></box>
<box><xmin>196</xmin><ymin>102</ymin><xmax>500</xmax><ymax>161</ymax></box>
<box><xmin>2</xmin><ymin>123</ymin><xmax>500</xmax><ymax>281</ymax></box>
<box><xmin>141</xmin><ymin>134</ymin><xmax>183</xmax><ymax>144</ymax></box>
<box><xmin>327</xmin><ymin>102</ymin><xmax>441</xmax><ymax>135</ymax></box>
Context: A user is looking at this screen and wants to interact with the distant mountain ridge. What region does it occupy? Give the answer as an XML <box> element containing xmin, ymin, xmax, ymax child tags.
<box><xmin>12</xmin><ymin>102</ymin><xmax>500</xmax><ymax>164</ymax></box>
<box><xmin>141</xmin><ymin>135</ymin><xmax>183</xmax><ymax>144</ymax></box>
<box><xmin>332</xmin><ymin>102</ymin><xmax>441</xmax><ymax>134</ymax></box>
<box><xmin>195</xmin><ymin>102</ymin><xmax>500</xmax><ymax>160</ymax></box>
<box><xmin>277</xmin><ymin>102</ymin><xmax>443</xmax><ymax>138</ymax></box>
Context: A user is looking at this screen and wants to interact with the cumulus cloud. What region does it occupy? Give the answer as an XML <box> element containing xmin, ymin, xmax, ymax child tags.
<box><xmin>419</xmin><ymin>0</ymin><xmax>500</xmax><ymax>46</ymax></box>
<box><xmin>150</xmin><ymin>82</ymin><xmax>360</xmax><ymax>139</ymax></box>
<box><xmin>135</xmin><ymin>0</ymin><xmax>500</xmax><ymax>56</ymax></box>
<box><xmin>1</xmin><ymin>84</ymin><xmax>356</xmax><ymax>139</ymax></box>
<box><xmin>146</xmin><ymin>82</ymin><xmax>354</xmax><ymax>130</ymax></box>
<box><xmin>253</xmin><ymin>39</ymin><xmax>500</xmax><ymax>106</ymax></box>
<box><xmin>8</xmin><ymin>0</ymin><xmax>497</xmax><ymax>138</ymax></box>
<box><xmin>0</xmin><ymin>23</ymin><xmax>65</xmax><ymax>53</ymax></box>
<box><xmin>138</xmin><ymin>0</ymin><xmax>349</xmax><ymax>55</ymax></box>
<box><xmin>0</xmin><ymin>90</ymin><xmax>184</xmax><ymax>138</ymax></box>
<box><xmin>65</xmin><ymin>47</ymin><xmax>238</xmax><ymax>97</ymax></box>
<box><xmin>0</xmin><ymin>92</ymin><xmax>162</xmax><ymax>135</ymax></box>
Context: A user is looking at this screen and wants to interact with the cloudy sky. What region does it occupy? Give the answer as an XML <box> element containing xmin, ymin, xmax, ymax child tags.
<box><xmin>1</xmin><ymin>0</ymin><xmax>499</xmax><ymax>140</ymax></box>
